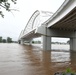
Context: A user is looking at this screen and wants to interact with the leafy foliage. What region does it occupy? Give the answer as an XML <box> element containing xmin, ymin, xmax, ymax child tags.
<box><xmin>54</xmin><ymin>68</ymin><xmax>76</xmax><ymax>75</ymax></box>
<box><xmin>2</xmin><ymin>39</ymin><xmax>6</xmax><ymax>43</ymax></box>
<box><xmin>0</xmin><ymin>0</ymin><xmax>17</xmax><ymax>17</ymax></box>
<box><xmin>62</xmin><ymin>68</ymin><xmax>75</xmax><ymax>75</ymax></box>
<box><xmin>66</xmin><ymin>68</ymin><xmax>72</xmax><ymax>73</ymax></box>
<box><xmin>0</xmin><ymin>36</ymin><xmax>2</xmax><ymax>42</ymax></box>
<box><xmin>7</xmin><ymin>37</ymin><xmax>12</xmax><ymax>43</ymax></box>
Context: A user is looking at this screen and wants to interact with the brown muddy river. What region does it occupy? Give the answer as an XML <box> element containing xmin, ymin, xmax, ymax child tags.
<box><xmin>0</xmin><ymin>43</ymin><xmax>76</xmax><ymax>75</ymax></box>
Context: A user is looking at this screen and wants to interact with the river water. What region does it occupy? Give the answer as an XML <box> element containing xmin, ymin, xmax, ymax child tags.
<box><xmin>0</xmin><ymin>43</ymin><xmax>76</xmax><ymax>75</ymax></box>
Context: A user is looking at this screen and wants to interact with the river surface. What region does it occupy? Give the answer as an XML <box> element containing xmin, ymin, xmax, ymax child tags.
<box><xmin>0</xmin><ymin>43</ymin><xmax>76</xmax><ymax>75</ymax></box>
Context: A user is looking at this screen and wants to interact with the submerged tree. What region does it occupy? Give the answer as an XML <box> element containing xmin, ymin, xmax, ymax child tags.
<box><xmin>0</xmin><ymin>0</ymin><xmax>17</xmax><ymax>17</ymax></box>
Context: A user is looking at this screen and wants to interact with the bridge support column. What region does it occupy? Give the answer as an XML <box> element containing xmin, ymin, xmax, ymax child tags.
<box><xmin>20</xmin><ymin>39</ymin><xmax>24</xmax><ymax>44</ymax></box>
<box><xmin>42</xmin><ymin>36</ymin><xmax>51</xmax><ymax>50</ymax></box>
<box><xmin>70</xmin><ymin>38</ymin><xmax>76</xmax><ymax>51</ymax></box>
<box><xmin>29</xmin><ymin>40</ymin><xmax>32</xmax><ymax>45</ymax></box>
<box><xmin>18</xmin><ymin>40</ymin><xmax>21</xmax><ymax>44</ymax></box>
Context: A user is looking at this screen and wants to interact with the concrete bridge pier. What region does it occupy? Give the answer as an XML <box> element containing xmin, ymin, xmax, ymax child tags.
<box><xmin>20</xmin><ymin>38</ymin><xmax>33</xmax><ymax>45</ymax></box>
<box><xmin>29</xmin><ymin>39</ymin><xmax>33</xmax><ymax>45</ymax></box>
<box><xmin>70</xmin><ymin>38</ymin><xmax>76</xmax><ymax>51</ymax></box>
<box><xmin>42</xmin><ymin>36</ymin><xmax>76</xmax><ymax>51</ymax></box>
<box><xmin>20</xmin><ymin>39</ymin><xmax>25</xmax><ymax>44</ymax></box>
<box><xmin>42</xmin><ymin>36</ymin><xmax>51</xmax><ymax>50</ymax></box>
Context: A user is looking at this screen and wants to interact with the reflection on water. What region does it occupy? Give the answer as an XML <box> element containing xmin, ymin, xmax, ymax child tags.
<box><xmin>0</xmin><ymin>43</ymin><xmax>76</xmax><ymax>75</ymax></box>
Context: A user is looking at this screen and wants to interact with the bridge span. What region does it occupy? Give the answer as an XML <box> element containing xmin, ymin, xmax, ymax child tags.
<box><xmin>18</xmin><ymin>0</ymin><xmax>76</xmax><ymax>51</ymax></box>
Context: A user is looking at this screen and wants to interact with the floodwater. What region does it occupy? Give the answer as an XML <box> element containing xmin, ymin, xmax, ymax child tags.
<box><xmin>0</xmin><ymin>43</ymin><xmax>76</xmax><ymax>75</ymax></box>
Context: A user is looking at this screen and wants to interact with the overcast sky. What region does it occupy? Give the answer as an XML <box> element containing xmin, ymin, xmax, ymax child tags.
<box><xmin>0</xmin><ymin>0</ymin><xmax>69</xmax><ymax>42</ymax></box>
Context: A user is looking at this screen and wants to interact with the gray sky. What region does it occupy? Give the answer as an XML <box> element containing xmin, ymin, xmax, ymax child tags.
<box><xmin>0</xmin><ymin>0</ymin><xmax>66</xmax><ymax>41</ymax></box>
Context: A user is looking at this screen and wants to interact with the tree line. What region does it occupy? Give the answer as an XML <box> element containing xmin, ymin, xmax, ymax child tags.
<box><xmin>32</xmin><ymin>40</ymin><xmax>41</xmax><ymax>44</ymax></box>
<box><xmin>0</xmin><ymin>36</ymin><xmax>13</xmax><ymax>43</ymax></box>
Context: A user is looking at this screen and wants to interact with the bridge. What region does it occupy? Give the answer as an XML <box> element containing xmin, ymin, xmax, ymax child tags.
<box><xmin>18</xmin><ymin>0</ymin><xmax>76</xmax><ymax>51</ymax></box>
<box><xmin>18</xmin><ymin>10</ymin><xmax>53</xmax><ymax>45</ymax></box>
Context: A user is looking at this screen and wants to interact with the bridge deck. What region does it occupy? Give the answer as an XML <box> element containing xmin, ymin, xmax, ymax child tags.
<box><xmin>51</xmin><ymin>7</ymin><xmax>76</xmax><ymax>31</ymax></box>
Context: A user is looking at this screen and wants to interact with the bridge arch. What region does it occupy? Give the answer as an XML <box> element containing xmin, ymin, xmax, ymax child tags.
<box><xmin>19</xmin><ymin>10</ymin><xmax>53</xmax><ymax>39</ymax></box>
<box><xmin>23</xmin><ymin>10</ymin><xmax>40</xmax><ymax>35</ymax></box>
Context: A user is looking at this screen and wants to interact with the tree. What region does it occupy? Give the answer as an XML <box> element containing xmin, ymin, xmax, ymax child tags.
<box><xmin>0</xmin><ymin>36</ymin><xmax>2</xmax><ymax>42</ymax></box>
<box><xmin>32</xmin><ymin>41</ymin><xmax>35</xmax><ymax>43</ymax></box>
<box><xmin>38</xmin><ymin>40</ymin><xmax>41</xmax><ymax>44</ymax></box>
<box><xmin>2</xmin><ymin>39</ymin><xmax>6</xmax><ymax>43</ymax></box>
<box><xmin>7</xmin><ymin>37</ymin><xmax>12</xmax><ymax>43</ymax></box>
<box><xmin>0</xmin><ymin>0</ymin><xmax>17</xmax><ymax>17</ymax></box>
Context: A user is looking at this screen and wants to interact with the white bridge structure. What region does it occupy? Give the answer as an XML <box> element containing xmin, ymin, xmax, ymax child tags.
<box><xmin>18</xmin><ymin>0</ymin><xmax>76</xmax><ymax>51</ymax></box>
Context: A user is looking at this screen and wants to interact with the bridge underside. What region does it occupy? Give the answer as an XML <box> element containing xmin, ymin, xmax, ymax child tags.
<box><xmin>36</xmin><ymin>5</ymin><xmax>76</xmax><ymax>51</ymax></box>
<box><xmin>50</xmin><ymin>7</ymin><xmax>76</xmax><ymax>31</ymax></box>
<box><xmin>21</xmin><ymin>31</ymin><xmax>41</xmax><ymax>40</ymax></box>
<box><xmin>50</xmin><ymin>7</ymin><xmax>76</xmax><ymax>51</ymax></box>
<box><xmin>19</xmin><ymin>30</ymin><xmax>41</xmax><ymax>44</ymax></box>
